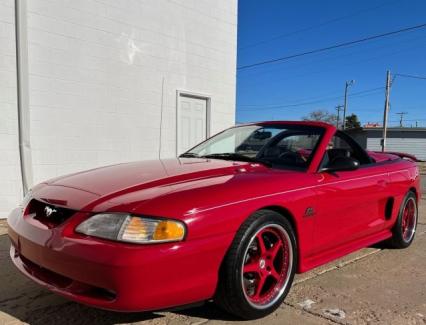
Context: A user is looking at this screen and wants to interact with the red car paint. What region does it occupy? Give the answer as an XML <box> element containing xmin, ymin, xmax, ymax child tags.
<box><xmin>7</xmin><ymin>121</ymin><xmax>421</xmax><ymax>312</ymax></box>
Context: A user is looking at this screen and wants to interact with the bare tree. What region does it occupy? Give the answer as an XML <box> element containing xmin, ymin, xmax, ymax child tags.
<box><xmin>302</xmin><ymin>110</ymin><xmax>337</xmax><ymax>124</ymax></box>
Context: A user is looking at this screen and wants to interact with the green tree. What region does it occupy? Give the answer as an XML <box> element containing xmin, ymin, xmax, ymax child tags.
<box><xmin>345</xmin><ymin>113</ymin><xmax>361</xmax><ymax>129</ymax></box>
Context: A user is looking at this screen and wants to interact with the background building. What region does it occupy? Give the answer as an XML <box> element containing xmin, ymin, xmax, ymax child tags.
<box><xmin>346</xmin><ymin>127</ymin><xmax>426</xmax><ymax>161</ymax></box>
<box><xmin>0</xmin><ymin>0</ymin><xmax>238</xmax><ymax>217</ymax></box>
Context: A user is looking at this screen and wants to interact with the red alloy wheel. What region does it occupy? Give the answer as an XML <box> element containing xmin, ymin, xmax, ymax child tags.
<box><xmin>241</xmin><ymin>225</ymin><xmax>293</xmax><ymax>309</ymax></box>
<box><xmin>401</xmin><ymin>197</ymin><xmax>417</xmax><ymax>242</ymax></box>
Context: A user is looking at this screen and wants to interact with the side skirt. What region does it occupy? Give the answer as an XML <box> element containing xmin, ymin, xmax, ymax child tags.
<box><xmin>299</xmin><ymin>229</ymin><xmax>392</xmax><ymax>273</ymax></box>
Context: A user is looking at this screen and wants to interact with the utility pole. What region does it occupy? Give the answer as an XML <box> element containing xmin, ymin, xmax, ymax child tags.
<box><xmin>396</xmin><ymin>112</ymin><xmax>408</xmax><ymax>127</ymax></box>
<box><xmin>381</xmin><ymin>70</ymin><xmax>391</xmax><ymax>152</ymax></box>
<box><xmin>335</xmin><ymin>105</ymin><xmax>343</xmax><ymax>129</ymax></box>
<box><xmin>342</xmin><ymin>80</ymin><xmax>355</xmax><ymax>130</ymax></box>
<box><xmin>416</xmin><ymin>121</ymin><xmax>418</xmax><ymax>128</ymax></box>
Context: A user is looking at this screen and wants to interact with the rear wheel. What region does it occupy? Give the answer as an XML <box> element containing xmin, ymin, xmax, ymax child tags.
<box><xmin>389</xmin><ymin>191</ymin><xmax>418</xmax><ymax>248</ymax></box>
<box><xmin>215</xmin><ymin>210</ymin><xmax>297</xmax><ymax>319</ymax></box>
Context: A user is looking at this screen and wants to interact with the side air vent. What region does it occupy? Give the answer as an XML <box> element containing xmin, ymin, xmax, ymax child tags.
<box><xmin>385</xmin><ymin>197</ymin><xmax>394</xmax><ymax>220</ymax></box>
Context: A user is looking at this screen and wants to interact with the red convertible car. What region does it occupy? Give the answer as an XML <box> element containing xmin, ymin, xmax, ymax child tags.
<box><xmin>7</xmin><ymin>121</ymin><xmax>420</xmax><ymax>319</ymax></box>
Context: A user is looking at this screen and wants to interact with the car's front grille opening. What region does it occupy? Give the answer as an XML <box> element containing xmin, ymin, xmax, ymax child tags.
<box><xmin>20</xmin><ymin>253</ymin><xmax>73</xmax><ymax>288</ymax></box>
<box><xmin>25</xmin><ymin>199</ymin><xmax>76</xmax><ymax>228</ymax></box>
<box><xmin>18</xmin><ymin>252</ymin><xmax>116</xmax><ymax>302</ymax></box>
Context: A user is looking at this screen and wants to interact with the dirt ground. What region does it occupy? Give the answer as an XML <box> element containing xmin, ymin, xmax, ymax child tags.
<box><xmin>0</xmin><ymin>198</ymin><xmax>425</xmax><ymax>324</ymax></box>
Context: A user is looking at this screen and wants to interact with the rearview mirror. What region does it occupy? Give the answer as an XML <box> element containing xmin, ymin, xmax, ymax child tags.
<box><xmin>321</xmin><ymin>156</ymin><xmax>359</xmax><ymax>173</ymax></box>
<box><xmin>253</xmin><ymin>131</ymin><xmax>272</xmax><ymax>140</ymax></box>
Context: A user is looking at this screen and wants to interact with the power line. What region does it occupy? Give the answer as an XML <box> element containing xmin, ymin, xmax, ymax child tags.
<box><xmin>238</xmin><ymin>0</ymin><xmax>398</xmax><ymax>50</ymax></box>
<box><xmin>238</xmin><ymin>23</ymin><xmax>426</xmax><ymax>70</ymax></box>
<box><xmin>365</xmin><ymin>118</ymin><xmax>426</xmax><ymax>123</ymax></box>
<box><xmin>394</xmin><ymin>73</ymin><xmax>426</xmax><ymax>80</ymax></box>
<box><xmin>239</xmin><ymin>87</ymin><xmax>383</xmax><ymax>111</ymax></box>
<box><xmin>240</xmin><ymin>32</ymin><xmax>426</xmax><ymax>80</ymax></box>
<box><xmin>238</xmin><ymin>36</ymin><xmax>426</xmax><ymax>101</ymax></box>
<box><xmin>240</xmin><ymin>87</ymin><xmax>383</xmax><ymax>108</ymax></box>
<box><xmin>389</xmin><ymin>118</ymin><xmax>426</xmax><ymax>122</ymax></box>
<box><xmin>240</xmin><ymin>89</ymin><xmax>343</xmax><ymax>108</ymax></box>
<box><xmin>239</xmin><ymin>88</ymin><xmax>383</xmax><ymax>111</ymax></box>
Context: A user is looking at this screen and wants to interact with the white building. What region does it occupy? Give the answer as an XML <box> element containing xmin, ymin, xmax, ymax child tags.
<box><xmin>0</xmin><ymin>0</ymin><xmax>238</xmax><ymax>217</ymax></box>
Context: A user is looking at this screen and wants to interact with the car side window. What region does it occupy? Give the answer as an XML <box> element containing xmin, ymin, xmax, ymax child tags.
<box><xmin>235</xmin><ymin>128</ymin><xmax>283</xmax><ymax>157</ymax></box>
<box><xmin>322</xmin><ymin>132</ymin><xmax>371</xmax><ymax>167</ymax></box>
<box><xmin>262</xmin><ymin>132</ymin><xmax>322</xmax><ymax>168</ymax></box>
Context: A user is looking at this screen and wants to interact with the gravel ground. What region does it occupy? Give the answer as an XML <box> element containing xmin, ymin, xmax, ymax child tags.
<box><xmin>0</xmin><ymin>197</ymin><xmax>425</xmax><ymax>324</ymax></box>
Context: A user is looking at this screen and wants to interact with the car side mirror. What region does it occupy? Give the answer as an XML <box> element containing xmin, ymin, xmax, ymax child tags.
<box><xmin>321</xmin><ymin>156</ymin><xmax>360</xmax><ymax>173</ymax></box>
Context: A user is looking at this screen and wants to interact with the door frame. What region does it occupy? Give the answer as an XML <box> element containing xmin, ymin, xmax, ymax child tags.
<box><xmin>176</xmin><ymin>90</ymin><xmax>211</xmax><ymax>156</ymax></box>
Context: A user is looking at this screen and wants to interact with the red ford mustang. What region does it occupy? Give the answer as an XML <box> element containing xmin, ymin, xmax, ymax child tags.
<box><xmin>7</xmin><ymin>121</ymin><xmax>420</xmax><ymax>319</ymax></box>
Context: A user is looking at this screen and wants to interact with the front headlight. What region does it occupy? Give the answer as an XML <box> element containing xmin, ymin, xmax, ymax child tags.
<box><xmin>75</xmin><ymin>213</ymin><xmax>186</xmax><ymax>244</ymax></box>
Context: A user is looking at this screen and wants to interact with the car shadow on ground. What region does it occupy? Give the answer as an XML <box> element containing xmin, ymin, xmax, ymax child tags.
<box><xmin>1</xmin><ymin>291</ymin><xmax>239</xmax><ymax>325</ymax></box>
<box><xmin>0</xmin><ymin>280</ymin><xmax>237</xmax><ymax>325</ymax></box>
<box><xmin>172</xmin><ymin>302</ymin><xmax>240</xmax><ymax>322</ymax></box>
<box><xmin>19</xmin><ymin>304</ymin><xmax>162</xmax><ymax>325</ymax></box>
<box><xmin>0</xmin><ymin>235</ymin><xmax>237</xmax><ymax>324</ymax></box>
<box><xmin>1</xmin><ymin>297</ymin><xmax>236</xmax><ymax>325</ymax></box>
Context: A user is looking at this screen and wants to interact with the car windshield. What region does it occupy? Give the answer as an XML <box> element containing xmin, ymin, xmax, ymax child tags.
<box><xmin>181</xmin><ymin>124</ymin><xmax>324</xmax><ymax>169</ymax></box>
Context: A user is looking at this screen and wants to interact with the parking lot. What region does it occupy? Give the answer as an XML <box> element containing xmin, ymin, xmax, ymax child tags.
<box><xmin>0</xmin><ymin>182</ymin><xmax>425</xmax><ymax>325</ymax></box>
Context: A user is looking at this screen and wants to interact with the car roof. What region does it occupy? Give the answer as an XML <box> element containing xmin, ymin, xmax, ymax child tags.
<box><xmin>237</xmin><ymin>120</ymin><xmax>336</xmax><ymax>130</ymax></box>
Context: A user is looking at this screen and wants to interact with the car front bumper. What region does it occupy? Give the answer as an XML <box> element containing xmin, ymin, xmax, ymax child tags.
<box><xmin>7</xmin><ymin>207</ymin><xmax>232</xmax><ymax>312</ymax></box>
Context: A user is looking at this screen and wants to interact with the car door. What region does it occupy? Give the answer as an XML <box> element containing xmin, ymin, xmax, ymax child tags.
<box><xmin>312</xmin><ymin>132</ymin><xmax>390</xmax><ymax>255</ymax></box>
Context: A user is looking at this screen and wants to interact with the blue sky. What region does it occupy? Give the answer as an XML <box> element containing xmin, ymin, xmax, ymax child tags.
<box><xmin>236</xmin><ymin>0</ymin><xmax>426</xmax><ymax>127</ymax></box>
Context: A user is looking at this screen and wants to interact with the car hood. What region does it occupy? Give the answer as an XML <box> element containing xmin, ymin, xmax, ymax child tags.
<box><xmin>34</xmin><ymin>158</ymin><xmax>268</xmax><ymax>211</ymax></box>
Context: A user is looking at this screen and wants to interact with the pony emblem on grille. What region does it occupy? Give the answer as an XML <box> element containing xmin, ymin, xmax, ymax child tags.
<box><xmin>44</xmin><ymin>206</ymin><xmax>57</xmax><ymax>217</ymax></box>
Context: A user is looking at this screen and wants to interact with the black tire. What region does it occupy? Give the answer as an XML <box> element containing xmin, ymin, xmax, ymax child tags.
<box><xmin>389</xmin><ymin>191</ymin><xmax>418</xmax><ymax>249</ymax></box>
<box><xmin>215</xmin><ymin>209</ymin><xmax>297</xmax><ymax>320</ymax></box>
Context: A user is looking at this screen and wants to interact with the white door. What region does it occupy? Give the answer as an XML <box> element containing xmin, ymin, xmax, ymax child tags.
<box><xmin>177</xmin><ymin>94</ymin><xmax>208</xmax><ymax>155</ymax></box>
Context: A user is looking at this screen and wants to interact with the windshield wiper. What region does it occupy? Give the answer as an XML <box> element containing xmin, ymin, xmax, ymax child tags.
<box><xmin>179</xmin><ymin>152</ymin><xmax>200</xmax><ymax>158</ymax></box>
<box><xmin>201</xmin><ymin>153</ymin><xmax>272</xmax><ymax>167</ymax></box>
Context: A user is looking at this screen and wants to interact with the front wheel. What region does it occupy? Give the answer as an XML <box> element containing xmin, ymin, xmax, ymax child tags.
<box><xmin>215</xmin><ymin>210</ymin><xmax>297</xmax><ymax>319</ymax></box>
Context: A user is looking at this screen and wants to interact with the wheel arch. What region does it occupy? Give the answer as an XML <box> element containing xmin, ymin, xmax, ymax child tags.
<box><xmin>409</xmin><ymin>187</ymin><xmax>418</xmax><ymax>201</ymax></box>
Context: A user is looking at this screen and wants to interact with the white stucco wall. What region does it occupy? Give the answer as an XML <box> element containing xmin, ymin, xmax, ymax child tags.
<box><xmin>0</xmin><ymin>0</ymin><xmax>237</xmax><ymax>217</ymax></box>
